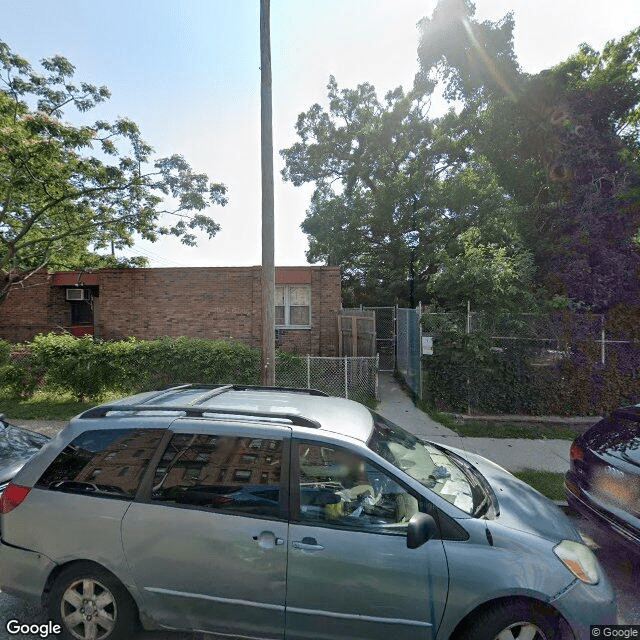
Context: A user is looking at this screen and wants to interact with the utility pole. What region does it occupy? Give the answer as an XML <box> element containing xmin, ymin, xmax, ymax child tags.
<box><xmin>260</xmin><ymin>0</ymin><xmax>275</xmax><ymax>386</ymax></box>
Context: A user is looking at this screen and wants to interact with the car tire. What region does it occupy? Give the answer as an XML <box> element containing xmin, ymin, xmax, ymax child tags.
<box><xmin>461</xmin><ymin>599</ymin><xmax>561</xmax><ymax>640</ymax></box>
<box><xmin>47</xmin><ymin>562</ymin><xmax>138</xmax><ymax>640</ymax></box>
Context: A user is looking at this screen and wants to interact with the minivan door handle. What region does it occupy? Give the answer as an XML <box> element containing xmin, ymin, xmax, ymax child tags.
<box><xmin>252</xmin><ymin>531</ymin><xmax>284</xmax><ymax>549</ymax></box>
<box><xmin>291</xmin><ymin>536</ymin><xmax>324</xmax><ymax>551</ymax></box>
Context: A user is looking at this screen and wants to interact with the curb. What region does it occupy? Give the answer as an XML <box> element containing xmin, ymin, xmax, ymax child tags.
<box><xmin>446</xmin><ymin>413</ymin><xmax>602</xmax><ymax>426</ymax></box>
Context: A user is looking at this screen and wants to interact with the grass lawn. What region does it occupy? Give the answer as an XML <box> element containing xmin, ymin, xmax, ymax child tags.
<box><xmin>424</xmin><ymin>407</ymin><xmax>582</xmax><ymax>440</ymax></box>
<box><xmin>453</xmin><ymin>420</ymin><xmax>582</xmax><ymax>440</ymax></box>
<box><xmin>0</xmin><ymin>390</ymin><xmax>120</xmax><ymax>421</ymax></box>
<box><xmin>514</xmin><ymin>470</ymin><xmax>567</xmax><ymax>502</ymax></box>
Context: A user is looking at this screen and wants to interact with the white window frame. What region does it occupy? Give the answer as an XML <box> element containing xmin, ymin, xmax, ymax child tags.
<box><xmin>276</xmin><ymin>285</ymin><xmax>311</xmax><ymax>329</ymax></box>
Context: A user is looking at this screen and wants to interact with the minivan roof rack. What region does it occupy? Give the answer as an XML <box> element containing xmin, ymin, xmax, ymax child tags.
<box><xmin>79</xmin><ymin>404</ymin><xmax>321</xmax><ymax>429</ymax></box>
<box><xmin>155</xmin><ymin>383</ymin><xmax>329</xmax><ymax>398</ymax></box>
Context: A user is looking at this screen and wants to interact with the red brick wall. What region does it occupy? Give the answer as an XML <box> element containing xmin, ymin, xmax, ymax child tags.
<box><xmin>0</xmin><ymin>266</ymin><xmax>341</xmax><ymax>356</ymax></box>
<box><xmin>0</xmin><ymin>272</ymin><xmax>56</xmax><ymax>342</ymax></box>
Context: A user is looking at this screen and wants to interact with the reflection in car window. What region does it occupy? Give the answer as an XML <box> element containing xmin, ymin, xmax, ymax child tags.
<box><xmin>36</xmin><ymin>429</ymin><xmax>165</xmax><ymax>499</ymax></box>
<box><xmin>151</xmin><ymin>433</ymin><xmax>282</xmax><ymax>518</ymax></box>
<box><xmin>297</xmin><ymin>443</ymin><xmax>419</xmax><ymax>534</ymax></box>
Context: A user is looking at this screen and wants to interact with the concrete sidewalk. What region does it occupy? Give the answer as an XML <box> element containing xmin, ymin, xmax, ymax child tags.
<box><xmin>376</xmin><ymin>373</ymin><xmax>572</xmax><ymax>474</ymax></box>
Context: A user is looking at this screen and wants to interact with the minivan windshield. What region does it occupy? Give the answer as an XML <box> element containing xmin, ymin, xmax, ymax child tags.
<box><xmin>367</xmin><ymin>412</ymin><xmax>491</xmax><ymax>516</ymax></box>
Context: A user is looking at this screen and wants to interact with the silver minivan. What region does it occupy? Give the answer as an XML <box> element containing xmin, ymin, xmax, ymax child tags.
<box><xmin>0</xmin><ymin>385</ymin><xmax>617</xmax><ymax>640</ymax></box>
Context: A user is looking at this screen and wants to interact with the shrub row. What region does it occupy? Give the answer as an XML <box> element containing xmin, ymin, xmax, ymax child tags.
<box><xmin>0</xmin><ymin>334</ymin><xmax>270</xmax><ymax>400</ymax></box>
<box><xmin>422</xmin><ymin>324</ymin><xmax>640</xmax><ymax>416</ymax></box>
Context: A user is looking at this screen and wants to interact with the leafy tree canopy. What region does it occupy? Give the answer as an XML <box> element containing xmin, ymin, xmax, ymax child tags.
<box><xmin>281</xmin><ymin>76</ymin><xmax>532</xmax><ymax>308</ymax></box>
<box><xmin>418</xmin><ymin>5</ymin><xmax>640</xmax><ymax>312</ymax></box>
<box><xmin>0</xmin><ymin>40</ymin><xmax>227</xmax><ymax>301</ymax></box>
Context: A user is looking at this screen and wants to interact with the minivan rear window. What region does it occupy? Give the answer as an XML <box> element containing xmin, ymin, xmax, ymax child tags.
<box><xmin>35</xmin><ymin>429</ymin><xmax>165</xmax><ymax>499</ymax></box>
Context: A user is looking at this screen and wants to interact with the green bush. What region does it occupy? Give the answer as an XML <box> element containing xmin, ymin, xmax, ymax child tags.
<box><xmin>422</xmin><ymin>329</ymin><xmax>552</xmax><ymax>414</ymax></box>
<box><xmin>0</xmin><ymin>340</ymin><xmax>12</xmax><ymax>366</ymax></box>
<box><xmin>129</xmin><ymin>337</ymin><xmax>261</xmax><ymax>390</ymax></box>
<box><xmin>423</xmin><ymin>306</ymin><xmax>640</xmax><ymax>415</ymax></box>
<box><xmin>0</xmin><ymin>344</ymin><xmax>43</xmax><ymax>397</ymax></box>
<box><xmin>0</xmin><ymin>333</ymin><xmax>264</xmax><ymax>400</ymax></box>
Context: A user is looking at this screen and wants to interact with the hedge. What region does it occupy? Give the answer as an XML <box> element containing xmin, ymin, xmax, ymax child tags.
<box><xmin>0</xmin><ymin>334</ymin><xmax>263</xmax><ymax>400</ymax></box>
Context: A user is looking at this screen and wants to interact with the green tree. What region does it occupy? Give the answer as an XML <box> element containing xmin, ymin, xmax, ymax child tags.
<box><xmin>0</xmin><ymin>40</ymin><xmax>227</xmax><ymax>302</ymax></box>
<box><xmin>417</xmin><ymin>5</ymin><xmax>640</xmax><ymax>311</ymax></box>
<box><xmin>281</xmin><ymin>75</ymin><xmax>535</xmax><ymax>309</ymax></box>
<box><xmin>427</xmin><ymin>226</ymin><xmax>535</xmax><ymax>313</ymax></box>
<box><xmin>282</xmin><ymin>77</ymin><xmax>467</xmax><ymax>305</ymax></box>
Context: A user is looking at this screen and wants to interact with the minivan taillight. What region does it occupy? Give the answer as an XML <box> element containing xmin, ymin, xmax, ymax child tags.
<box><xmin>0</xmin><ymin>483</ymin><xmax>30</xmax><ymax>514</ymax></box>
<box><xmin>570</xmin><ymin>442</ymin><xmax>584</xmax><ymax>463</ymax></box>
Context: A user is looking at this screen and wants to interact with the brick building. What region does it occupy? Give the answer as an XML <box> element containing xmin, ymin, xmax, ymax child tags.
<box><xmin>0</xmin><ymin>266</ymin><xmax>341</xmax><ymax>356</ymax></box>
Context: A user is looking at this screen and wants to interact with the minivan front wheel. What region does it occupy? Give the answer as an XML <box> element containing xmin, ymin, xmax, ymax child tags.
<box><xmin>463</xmin><ymin>600</ymin><xmax>559</xmax><ymax>640</ymax></box>
<box><xmin>47</xmin><ymin>563</ymin><xmax>138</xmax><ymax>640</ymax></box>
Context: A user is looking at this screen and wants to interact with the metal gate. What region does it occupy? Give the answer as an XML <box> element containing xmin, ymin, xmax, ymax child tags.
<box><xmin>396</xmin><ymin>307</ymin><xmax>422</xmax><ymax>400</ymax></box>
<box><xmin>364</xmin><ymin>307</ymin><xmax>396</xmax><ymax>371</ymax></box>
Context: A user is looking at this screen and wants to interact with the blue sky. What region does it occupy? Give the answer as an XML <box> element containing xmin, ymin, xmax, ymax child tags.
<box><xmin>3</xmin><ymin>0</ymin><xmax>640</xmax><ymax>268</ymax></box>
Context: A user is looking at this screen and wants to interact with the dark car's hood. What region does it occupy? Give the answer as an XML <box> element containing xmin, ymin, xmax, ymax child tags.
<box><xmin>0</xmin><ymin>422</ymin><xmax>50</xmax><ymax>481</ymax></box>
<box><xmin>441</xmin><ymin>444</ymin><xmax>581</xmax><ymax>543</ymax></box>
<box><xmin>581</xmin><ymin>413</ymin><xmax>640</xmax><ymax>469</ymax></box>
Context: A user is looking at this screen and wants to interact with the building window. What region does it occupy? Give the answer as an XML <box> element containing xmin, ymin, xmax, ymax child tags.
<box><xmin>70</xmin><ymin>300</ymin><xmax>93</xmax><ymax>325</ymax></box>
<box><xmin>276</xmin><ymin>285</ymin><xmax>311</xmax><ymax>328</ymax></box>
<box><xmin>184</xmin><ymin>467</ymin><xmax>201</xmax><ymax>482</ymax></box>
<box><xmin>233</xmin><ymin>469</ymin><xmax>252</xmax><ymax>483</ymax></box>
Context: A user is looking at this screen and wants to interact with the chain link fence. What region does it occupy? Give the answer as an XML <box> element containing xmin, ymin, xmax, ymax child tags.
<box><xmin>275</xmin><ymin>354</ymin><xmax>378</xmax><ymax>404</ymax></box>
<box><xmin>423</xmin><ymin>310</ymin><xmax>635</xmax><ymax>365</ymax></box>
<box><xmin>421</xmin><ymin>307</ymin><xmax>640</xmax><ymax>415</ymax></box>
<box><xmin>363</xmin><ymin>307</ymin><xmax>396</xmax><ymax>371</ymax></box>
<box><xmin>1</xmin><ymin>339</ymin><xmax>379</xmax><ymax>405</ymax></box>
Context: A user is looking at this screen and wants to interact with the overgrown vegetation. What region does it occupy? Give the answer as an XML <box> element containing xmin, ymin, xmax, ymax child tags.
<box><xmin>7</xmin><ymin>334</ymin><xmax>262</xmax><ymax>400</ymax></box>
<box><xmin>422</xmin><ymin>306</ymin><xmax>640</xmax><ymax>416</ymax></box>
<box><xmin>0</xmin><ymin>334</ymin><xmax>377</xmax><ymax>416</ymax></box>
<box><xmin>0</xmin><ymin>334</ymin><xmax>261</xmax><ymax>402</ymax></box>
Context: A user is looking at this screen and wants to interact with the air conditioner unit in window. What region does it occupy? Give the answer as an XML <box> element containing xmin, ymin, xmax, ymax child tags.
<box><xmin>66</xmin><ymin>288</ymin><xmax>89</xmax><ymax>301</ymax></box>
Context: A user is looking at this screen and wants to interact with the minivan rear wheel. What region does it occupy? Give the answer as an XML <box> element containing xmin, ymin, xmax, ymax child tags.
<box><xmin>47</xmin><ymin>562</ymin><xmax>138</xmax><ymax>640</ymax></box>
<box><xmin>462</xmin><ymin>600</ymin><xmax>560</xmax><ymax>640</ymax></box>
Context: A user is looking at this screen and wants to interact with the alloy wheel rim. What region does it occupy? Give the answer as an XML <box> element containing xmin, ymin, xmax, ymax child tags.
<box><xmin>61</xmin><ymin>578</ymin><xmax>117</xmax><ymax>640</ymax></box>
<box><xmin>493</xmin><ymin>621</ymin><xmax>548</xmax><ymax>640</ymax></box>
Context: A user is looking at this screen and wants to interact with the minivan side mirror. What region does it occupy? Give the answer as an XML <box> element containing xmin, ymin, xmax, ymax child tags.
<box><xmin>407</xmin><ymin>512</ymin><xmax>438</xmax><ymax>549</ymax></box>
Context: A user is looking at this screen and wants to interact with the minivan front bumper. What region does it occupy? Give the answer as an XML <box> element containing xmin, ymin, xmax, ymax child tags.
<box><xmin>0</xmin><ymin>539</ymin><xmax>56</xmax><ymax>601</ymax></box>
<box><xmin>549</xmin><ymin>565</ymin><xmax>618</xmax><ymax>640</ymax></box>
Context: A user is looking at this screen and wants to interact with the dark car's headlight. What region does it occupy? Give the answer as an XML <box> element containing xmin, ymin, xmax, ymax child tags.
<box><xmin>554</xmin><ymin>540</ymin><xmax>600</xmax><ymax>584</ymax></box>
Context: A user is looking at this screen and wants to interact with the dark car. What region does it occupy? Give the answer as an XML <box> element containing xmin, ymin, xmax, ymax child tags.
<box><xmin>565</xmin><ymin>405</ymin><xmax>640</xmax><ymax>550</ymax></box>
<box><xmin>0</xmin><ymin>414</ymin><xmax>50</xmax><ymax>495</ymax></box>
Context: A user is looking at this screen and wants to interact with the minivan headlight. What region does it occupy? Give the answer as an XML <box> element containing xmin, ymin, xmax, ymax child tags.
<box><xmin>553</xmin><ymin>540</ymin><xmax>599</xmax><ymax>585</ymax></box>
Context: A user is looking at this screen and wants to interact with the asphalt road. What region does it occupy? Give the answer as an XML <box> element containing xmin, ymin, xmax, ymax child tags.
<box><xmin>0</xmin><ymin>510</ymin><xmax>638</xmax><ymax>640</ymax></box>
